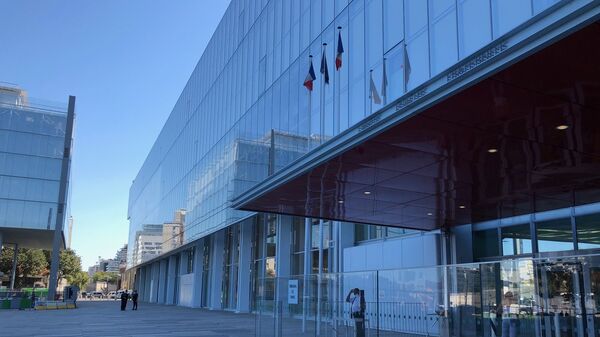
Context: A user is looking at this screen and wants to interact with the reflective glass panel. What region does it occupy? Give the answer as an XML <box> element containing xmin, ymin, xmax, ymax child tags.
<box><xmin>474</xmin><ymin>229</ymin><xmax>499</xmax><ymax>258</ymax></box>
<box><xmin>501</xmin><ymin>224</ymin><xmax>532</xmax><ymax>256</ymax></box>
<box><xmin>537</xmin><ymin>218</ymin><xmax>575</xmax><ymax>252</ymax></box>
<box><xmin>576</xmin><ymin>213</ymin><xmax>600</xmax><ymax>250</ymax></box>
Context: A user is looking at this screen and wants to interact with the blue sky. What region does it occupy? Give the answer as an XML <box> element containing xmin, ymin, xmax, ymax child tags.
<box><xmin>0</xmin><ymin>0</ymin><xmax>230</xmax><ymax>269</ymax></box>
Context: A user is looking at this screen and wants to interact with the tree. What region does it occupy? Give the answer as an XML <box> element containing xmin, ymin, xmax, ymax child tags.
<box><xmin>92</xmin><ymin>271</ymin><xmax>119</xmax><ymax>283</ymax></box>
<box><xmin>0</xmin><ymin>247</ymin><xmax>48</xmax><ymax>288</ymax></box>
<box><xmin>67</xmin><ymin>271</ymin><xmax>90</xmax><ymax>290</ymax></box>
<box><xmin>57</xmin><ymin>249</ymin><xmax>82</xmax><ymax>285</ymax></box>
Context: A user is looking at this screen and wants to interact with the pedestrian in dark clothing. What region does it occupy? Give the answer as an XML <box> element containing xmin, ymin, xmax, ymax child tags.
<box><xmin>346</xmin><ymin>288</ymin><xmax>366</xmax><ymax>337</ymax></box>
<box><xmin>131</xmin><ymin>290</ymin><xmax>138</xmax><ymax>310</ymax></box>
<box><xmin>31</xmin><ymin>287</ymin><xmax>36</xmax><ymax>309</ymax></box>
<box><xmin>120</xmin><ymin>290</ymin><xmax>129</xmax><ymax>311</ymax></box>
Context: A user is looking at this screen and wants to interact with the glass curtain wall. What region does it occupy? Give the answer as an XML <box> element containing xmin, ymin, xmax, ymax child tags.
<box><xmin>0</xmin><ymin>101</ymin><xmax>67</xmax><ymax>230</ymax></box>
<box><xmin>201</xmin><ymin>239</ymin><xmax>211</xmax><ymax>307</ymax></box>
<box><xmin>251</xmin><ymin>214</ymin><xmax>266</xmax><ymax>311</ymax></box>
<box><xmin>127</xmin><ymin>0</ymin><xmax>564</xmax><ymax>269</ymax></box>
<box><xmin>355</xmin><ymin>223</ymin><xmax>418</xmax><ymax>242</ymax></box>
<box><xmin>222</xmin><ymin>224</ymin><xmax>240</xmax><ymax>309</ymax></box>
<box><xmin>473</xmin><ymin>209</ymin><xmax>600</xmax><ymax>260</ymax></box>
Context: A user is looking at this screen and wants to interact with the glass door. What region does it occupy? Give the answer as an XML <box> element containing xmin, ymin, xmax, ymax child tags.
<box><xmin>536</xmin><ymin>261</ymin><xmax>587</xmax><ymax>337</ymax></box>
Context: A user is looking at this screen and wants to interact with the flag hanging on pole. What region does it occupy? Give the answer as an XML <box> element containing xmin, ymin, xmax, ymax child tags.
<box><xmin>336</xmin><ymin>30</ymin><xmax>344</xmax><ymax>71</ymax></box>
<box><xmin>304</xmin><ymin>57</ymin><xmax>316</xmax><ymax>91</ymax></box>
<box><xmin>403</xmin><ymin>42</ymin><xmax>412</xmax><ymax>87</ymax></box>
<box><xmin>369</xmin><ymin>71</ymin><xmax>382</xmax><ymax>105</ymax></box>
<box><xmin>320</xmin><ymin>49</ymin><xmax>329</xmax><ymax>85</ymax></box>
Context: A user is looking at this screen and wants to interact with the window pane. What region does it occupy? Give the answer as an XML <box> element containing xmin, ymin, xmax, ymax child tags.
<box><xmin>384</xmin><ymin>43</ymin><xmax>406</xmax><ymax>101</ymax></box>
<box><xmin>501</xmin><ymin>224</ymin><xmax>532</xmax><ymax>256</ymax></box>
<box><xmin>369</xmin><ymin>225</ymin><xmax>384</xmax><ymax>240</ymax></box>
<box><xmin>355</xmin><ymin>223</ymin><xmax>368</xmax><ymax>242</ymax></box>
<box><xmin>430</xmin><ymin>8</ymin><xmax>458</xmax><ymax>75</ymax></box>
<box><xmin>576</xmin><ymin>214</ymin><xmax>600</xmax><ymax>250</ymax></box>
<box><xmin>383</xmin><ymin>0</ymin><xmax>403</xmax><ymax>51</ymax></box>
<box><xmin>533</xmin><ymin>0</ymin><xmax>560</xmax><ymax>14</ymax></box>
<box><xmin>491</xmin><ymin>0</ymin><xmax>532</xmax><ymax>38</ymax></box>
<box><xmin>457</xmin><ymin>0</ymin><xmax>492</xmax><ymax>59</ymax></box>
<box><xmin>406</xmin><ymin>31</ymin><xmax>429</xmax><ymax>90</ymax></box>
<box><xmin>349</xmin><ymin>0</ymin><xmax>365</xmax><ymax>126</ymax></box>
<box><xmin>293</xmin><ymin>217</ymin><xmax>306</xmax><ymax>253</ymax></box>
<box><xmin>473</xmin><ymin>229</ymin><xmax>499</xmax><ymax>258</ymax></box>
<box><xmin>537</xmin><ymin>218</ymin><xmax>574</xmax><ymax>252</ymax></box>
<box><xmin>405</xmin><ymin>0</ymin><xmax>428</xmax><ymax>38</ymax></box>
<box><xmin>366</xmin><ymin>0</ymin><xmax>383</xmax><ymax>70</ymax></box>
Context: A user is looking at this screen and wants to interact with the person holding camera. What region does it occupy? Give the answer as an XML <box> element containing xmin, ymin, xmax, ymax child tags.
<box><xmin>346</xmin><ymin>288</ymin><xmax>366</xmax><ymax>337</ymax></box>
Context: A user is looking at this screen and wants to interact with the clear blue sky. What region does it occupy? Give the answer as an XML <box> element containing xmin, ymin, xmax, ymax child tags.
<box><xmin>0</xmin><ymin>0</ymin><xmax>230</xmax><ymax>269</ymax></box>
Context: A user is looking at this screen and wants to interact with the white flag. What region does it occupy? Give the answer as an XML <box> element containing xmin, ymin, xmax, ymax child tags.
<box><xmin>370</xmin><ymin>71</ymin><xmax>382</xmax><ymax>105</ymax></box>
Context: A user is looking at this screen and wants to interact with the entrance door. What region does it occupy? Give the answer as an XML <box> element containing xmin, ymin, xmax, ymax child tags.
<box><xmin>536</xmin><ymin>262</ymin><xmax>587</xmax><ymax>337</ymax></box>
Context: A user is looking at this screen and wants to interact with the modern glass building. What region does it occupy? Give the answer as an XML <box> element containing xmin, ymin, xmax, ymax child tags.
<box><xmin>0</xmin><ymin>85</ymin><xmax>75</xmax><ymax>295</ymax></box>
<box><xmin>127</xmin><ymin>0</ymin><xmax>600</xmax><ymax>335</ymax></box>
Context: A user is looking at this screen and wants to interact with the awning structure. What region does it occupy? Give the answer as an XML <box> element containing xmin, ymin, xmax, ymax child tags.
<box><xmin>235</xmin><ymin>22</ymin><xmax>600</xmax><ymax>231</ymax></box>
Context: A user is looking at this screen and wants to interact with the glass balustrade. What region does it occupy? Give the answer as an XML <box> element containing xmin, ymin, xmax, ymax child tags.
<box><xmin>255</xmin><ymin>253</ymin><xmax>600</xmax><ymax>337</ymax></box>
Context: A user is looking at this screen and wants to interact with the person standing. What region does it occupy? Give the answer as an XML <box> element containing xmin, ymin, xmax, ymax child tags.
<box><xmin>131</xmin><ymin>290</ymin><xmax>138</xmax><ymax>311</ymax></box>
<box><xmin>346</xmin><ymin>288</ymin><xmax>366</xmax><ymax>337</ymax></box>
<box><xmin>120</xmin><ymin>290</ymin><xmax>129</xmax><ymax>311</ymax></box>
<box><xmin>30</xmin><ymin>286</ymin><xmax>36</xmax><ymax>309</ymax></box>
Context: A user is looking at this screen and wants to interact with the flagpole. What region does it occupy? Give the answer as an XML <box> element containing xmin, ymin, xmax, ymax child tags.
<box><xmin>334</xmin><ymin>26</ymin><xmax>342</xmax><ymax>332</ymax></box>
<box><xmin>317</xmin><ymin>44</ymin><xmax>326</xmax><ymax>337</ymax></box>
<box><xmin>320</xmin><ymin>43</ymin><xmax>327</xmax><ymax>146</ymax></box>
<box><xmin>308</xmin><ymin>55</ymin><xmax>313</xmax><ymax>150</ymax></box>
<box><xmin>383</xmin><ymin>57</ymin><xmax>387</xmax><ymax>106</ymax></box>
<box><xmin>369</xmin><ymin>69</ymin><xmax>373</xmax><ymax>115</ymax></box>
<box><xmin>336</xmin><ymin>27</ymin><xmax>341</xmax><ymax>135</ymax></box>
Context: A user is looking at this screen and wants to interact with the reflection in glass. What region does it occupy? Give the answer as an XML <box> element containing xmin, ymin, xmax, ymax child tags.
<box><xmin>474</xmin><ymin>229</ymin><xmax>500</xmax><ymax>258</ymax></box>
<box><xmin>537</xmin><ymin>218</ymin><xmax>574</xmax><ymax>252</ymax></box>
<box><xmin>501</xmin><ymin>224</ymin><xmax>532</xmax><ymax>256</ymax></box>
<box><xmin>384</xmin><ymin>43</ymin><xmax>406</xmax><ymax>102</ymax></box>
<box><xmin>576</xmin><ymin>213</ymin><xmax>600</xmax><ymax>250</ymax></box>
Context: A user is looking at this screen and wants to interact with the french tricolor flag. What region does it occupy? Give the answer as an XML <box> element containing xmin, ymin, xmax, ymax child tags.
<box><xmin>304</xmin><ymin>57</ymin><xmax>316</xmax><ymax>91</ymax></box>
<box><xmin>336</xmin><ymin>30</ymin><xmax>344</xmax><ymax>71</ymax></box>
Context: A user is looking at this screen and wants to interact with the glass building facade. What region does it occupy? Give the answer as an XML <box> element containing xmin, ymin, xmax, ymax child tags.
<box><xmin>128</xmin><ymin>0</ymin><xmax>569</xmax><ymax>266</ymax></box>
<box><xmin>128</xmin><ymin>0</ymin><xmax>600</xmax><ymax>336</ymax></box>
<box><xmin>0</xmin><ymin>87</ymin><xmax>71</xmax><ymax>243</ymax></box>
<box><xmin>0</xmin><ymin>86</ymin><xmax>74</xmax><ymax>292</ymax></box>
<box><xmin>0</xmin><ymin>91</ymin><xmax>67</xmax><ymax>232</ymax></box>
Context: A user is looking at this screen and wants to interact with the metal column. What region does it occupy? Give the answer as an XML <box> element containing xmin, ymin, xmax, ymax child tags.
<box><xmin>48</xmin><ymin>96</ymin><xmax>75</xmax><ymax>300</ymax></box>
<box><xmin>10</xmin><ymin>243</ymin><xmax>18</xmax><ymax>289</ymax></box>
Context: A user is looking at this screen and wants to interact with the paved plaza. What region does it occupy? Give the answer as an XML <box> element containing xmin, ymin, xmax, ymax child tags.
<box><xmin>0</xmin><ymin>301</ymin><xmax>256</xmax><ymax>337</ymax></box>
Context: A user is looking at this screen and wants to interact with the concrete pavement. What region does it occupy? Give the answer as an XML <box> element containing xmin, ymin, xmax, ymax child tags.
<box><xmin>0</xmin><ymin>300</ymin><xmax>256</xmax><ymax>337</ymax></box>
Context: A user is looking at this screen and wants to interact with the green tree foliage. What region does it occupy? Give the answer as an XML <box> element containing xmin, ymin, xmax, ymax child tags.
<box><xmin>0</xmin><ymin>247</ymin><xmax>48</xmax><ymax>288</ymax></box>
<box><xmin>58</xmin><ymin>249</ymin><xmax>82</xmax><ymax>284</ymax></box>
<box><xmin>67</xmin><ymin>271</ymin><xmax>90</xmax><ymax>290</ymax></box>
<box><xmin>1</xmin><ymin>247</ymin><xmax>87</xmax><ymax>289</ymax></box>
<box><xmin>92</xmin><ymin>271</ymin><xmax>119</xmax><ymax>283</ymax></box>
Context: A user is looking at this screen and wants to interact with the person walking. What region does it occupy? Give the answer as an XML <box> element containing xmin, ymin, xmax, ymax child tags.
<box><xmin>120</xmin><ymin>290</ymin><xmax>129</xmax><ymax>311</ymax></box>
<box><xmin>346</xmin><ymin>288</ymin><xmax>366</xmax><ymax>337</ymax></box>
<box><xmin>131</xmin><ymin>290</ymin><xmax>138</xmax><ymax>311</ymax></box>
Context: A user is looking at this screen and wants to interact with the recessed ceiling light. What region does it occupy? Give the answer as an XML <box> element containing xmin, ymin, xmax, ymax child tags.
<box><xmin>487</xmin><ymin>148</ymin><xmax>498</xmax><ymax>153</ymax></box>
<box><xmin>427</xmin><ymin>212</ymin><xmax>433</xmax><ymax>216</ymax></box>
<box><xmin>338</xmin><ymin>200</ymin><xmax>344</xmax><ymax>204</ymax></box>
<box><xmin>556</xmin><ymin>125</ymin><xmax>569</xmax><ymax>130</ymax></box>
<box><xmin>363</xmin><ymin>191</ymin><xmax>371</xmax><ymax>195</ymax></box>
<box><xmin>459</xmin><ymin>205</ymin><xmax>466</xmax><ymax>209</ymax></box>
